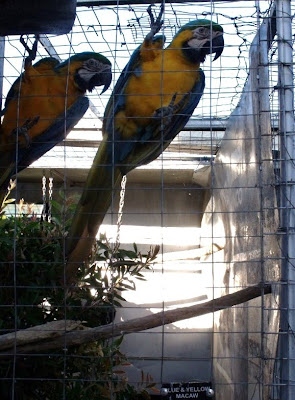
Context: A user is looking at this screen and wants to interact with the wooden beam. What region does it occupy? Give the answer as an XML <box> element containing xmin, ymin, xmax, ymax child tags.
<box><xmin>77</xmin><ymin>0</ymin><xmax>241</xmax><ymax>6</ymax></box>
<box><xmin>0</xmin><ymin>36</ymin><xmax>5</xmax><ymax>114</ymax></box>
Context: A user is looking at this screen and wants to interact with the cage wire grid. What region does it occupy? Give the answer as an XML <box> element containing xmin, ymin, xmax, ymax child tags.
<box><xmin>0</xmin><ymin>0</ymin><xmax>294</xmax><ymax>399</ymax></box>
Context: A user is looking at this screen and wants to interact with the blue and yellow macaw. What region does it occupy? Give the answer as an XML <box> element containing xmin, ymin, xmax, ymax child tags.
<box><xmin>0</xmin><ymin>37</ymin><xmax>112</xmax><ymax>205</ymax></box>
<box><xmin>66</xmin><ymin>6</ymin><xmax>224</xmax><ymax>268</ymax></box>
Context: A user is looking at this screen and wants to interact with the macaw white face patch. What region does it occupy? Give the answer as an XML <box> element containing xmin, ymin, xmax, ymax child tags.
<box><xmin>78</xmin><ymin>59</ymin><xmax>110</xmax><ymax>82</ymax></box>
<box><xmin>187</xmin><ymin>27</ymin><xmax>221</xmax><ymax>50</ymax></box>
<box><xmin>187</xmin><ymin>27</ymin><xmax>210</xmax><ymax>49</ymax></box>
<box><xmin>193</xmin><ymin>26</ymin><xmax>211</xmax><ymax>39</ymax></box>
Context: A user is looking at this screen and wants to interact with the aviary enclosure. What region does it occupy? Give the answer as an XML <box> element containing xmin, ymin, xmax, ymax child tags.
<box><xmin>0</xmin><ymin>0</ymin><xmax>294</xmax><ymax>399</ymax></box>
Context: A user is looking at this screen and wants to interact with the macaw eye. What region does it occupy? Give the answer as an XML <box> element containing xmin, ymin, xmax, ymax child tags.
<box><xmin>196</xmin><ymin>27</ymin><xmax>208</xmax><ymax>36</ymax></box>
<box><xmin>87</xmin><ymin>59</ymin><xmax>97</xmax><ymax>69</ymax></box>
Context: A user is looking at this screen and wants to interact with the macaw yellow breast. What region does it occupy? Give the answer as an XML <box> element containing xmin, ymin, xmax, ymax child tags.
<box><xmin>116</xmin><ymin>48</ymin><xmax>200</xmax><ymax>138</ymax></box>
<box><xmin>1</xmin><ymin>64</ymin><xmax>82</xmax><ymax>147</ymax></box>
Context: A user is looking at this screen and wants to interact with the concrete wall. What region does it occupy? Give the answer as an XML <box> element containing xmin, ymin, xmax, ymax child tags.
<box><xmin>200</xmin><ymin>11</ymin><xmax>279</xmax><ymax>400</ymax></box>
<box><xmin>106</xmin><ymin>183</ymin><xmax>214</xmax><ymax>386</ymax></box>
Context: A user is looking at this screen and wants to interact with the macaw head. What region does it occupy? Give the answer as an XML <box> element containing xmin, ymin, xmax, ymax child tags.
<box><xmin>57</xmin><ymin>52</ymin><xmax>112</xmax><ymax>93</ymax></box>
<box><xmin>171</xmin><ymin>19</ymin><xmax>224</xmax><ymax>64</ymax></box>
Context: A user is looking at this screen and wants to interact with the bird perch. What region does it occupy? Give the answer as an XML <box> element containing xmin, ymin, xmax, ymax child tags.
<box><xmin>0</xmin><ymin>283</ymin><xmax>272</xmax><ymax>355</ymax></box>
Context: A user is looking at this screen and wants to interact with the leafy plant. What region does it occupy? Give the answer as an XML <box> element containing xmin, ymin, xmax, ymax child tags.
<box><xmin>0</xmin><ymin>198</ymin><xmax>159</xmax><ymax>399</ymax></box>
<box><xmin>0</xmin><ymin>179</ymin><xmax>16</xmax><ymax>215</ymax></box>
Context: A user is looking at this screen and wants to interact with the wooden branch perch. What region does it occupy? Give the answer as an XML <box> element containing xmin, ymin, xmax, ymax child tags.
<box><xmin>0</xmin><ymin>320</ymin><xmax>84</xmax><ymax>351</ymax></box>
<box><xmin>0</xmin><ymin>283</ymin><xmax>271</xmax><ymax>355</ymax></box>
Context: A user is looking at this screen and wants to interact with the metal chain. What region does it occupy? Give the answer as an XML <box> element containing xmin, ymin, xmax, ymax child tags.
<box><xmin>41</xmin><ymin>174</ymin><xmax>53</xmax><ymax>222</ymax></box>
<box><xmin>113</xmin><ymin>175</ymin><xmax>127</xmax><ymax>254</ymax></box>
<box><xmin>48</xmin><ymin>176</ymin><xmax>53</xmax><ymax>223</ymax></box>
<box><xmin>41</xmin><ymin>175</ymin><xmax>46</xmax><ymax>220</ymax></box>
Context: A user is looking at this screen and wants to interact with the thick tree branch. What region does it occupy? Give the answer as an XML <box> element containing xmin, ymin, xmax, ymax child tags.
<box><xmin>0</xmin><ymin>283</ymin><xmax>271</xmax><ymax>355</ymax></box>
<box><xmin>0</xmin><ymin>320</ymin><xmax>83</xmax><ymax>351</ymax></box>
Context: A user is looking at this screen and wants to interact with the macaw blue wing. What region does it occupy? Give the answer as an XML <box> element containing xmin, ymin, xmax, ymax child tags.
<box><xmin>160</xmin><ymin>68</ymin><xmax>205</xmax><ymax>143</ymax></box>
<box><xmin>122</xmin><ymin>68</ymin><xmax>205</xmax><ymax>172</ymax></box>
<box><xmin>104</xmin><ymin>35</ymin><xmax>166</xmax><ymax>129</ymax></box>
<box><xmin>103</xmin><ymin>47</ymin><xmax>141</xmax><ymax>124</ymax></box>
<box><xmin>103</xmin><ymin>35</ymin><xmax>167</xmax><ymax>169</ymax></box>
<box><xmin>17</xmin><ymin>96</ymin><xmax>89</xmax><ymax>171</ymax></box>
<box><xmin>0</xmin><ymin>96</ymin><xmax>89</xmax><ymax>189</ymax></box>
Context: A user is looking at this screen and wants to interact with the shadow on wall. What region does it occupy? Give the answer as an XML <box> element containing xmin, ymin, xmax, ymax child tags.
<box><xmin>115</xmin><ymin>294</ymin><xmax>213</xmax><ymax>384</ymax></box>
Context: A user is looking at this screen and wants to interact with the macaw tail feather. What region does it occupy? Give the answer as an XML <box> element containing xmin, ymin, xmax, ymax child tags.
<box><xmin>66</xmin><ymin>140</ymin><xmax>123</xmax><ymax>277</ymax></box>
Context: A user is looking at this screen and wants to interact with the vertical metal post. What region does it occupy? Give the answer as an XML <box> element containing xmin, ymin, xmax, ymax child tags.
<box><xmin>0</xmin><ymin>36</ymin><xmax>5</xmax><ymax>114</ymax></box>
<box><xmin>277</xmin><ymin>0</ymin><xmax>295</xmax><ymax>399</ymax></box>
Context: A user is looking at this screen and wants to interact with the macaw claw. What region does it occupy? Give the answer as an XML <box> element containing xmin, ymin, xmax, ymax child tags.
<box><xmin>153</xmin><ymin>92</ymin><xmax>177</xmax><ymax>121</ymax></box>
<box><xmin>173</xmin><ymin>91</ymin><xmax>191</xmax><ymax>114</ymax></box>
<box><xmin>20</xmin><ymin>34</ymin><xmax>39</xmax><ymax>66</ymax></box>
<box><xmin>146</xmin><ymin>3</ymin><xmax>164</xmax><ymax>41</ymax></box>
<box><xmin>153</xmin><ymin>92</ymin><xmax>190</xmax><ymax>128</ymax></box>
<box><xmin>11</xmin><ymin>116</ymin><xmax>40</xmax><ymax>148</ymax></box>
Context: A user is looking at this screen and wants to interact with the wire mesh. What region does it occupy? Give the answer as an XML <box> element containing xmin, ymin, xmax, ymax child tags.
<box><xmin>0</xmin><ymin>1</ymin><xmax>294</xmax><ymax>399</ymax></box>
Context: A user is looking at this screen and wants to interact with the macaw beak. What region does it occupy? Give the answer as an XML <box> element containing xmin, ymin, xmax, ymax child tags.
<box><xmin>201</xmin><ymin>32</ymin><xmax>224</xmax><ymax>61</ymax></box>
<box><xmin>212</xmin><ymin>34</ymin><xmax>224</xmax><ymax>61</ymax></box>
<box><xmin>100</xmin><ymin>68</ymin><xmax>112</xmax><ymax>94</ymax></box>
<box><xmin>87</xmin><ymin>67</ymin><xmax>112</xmax><ymax>93</ymax></box>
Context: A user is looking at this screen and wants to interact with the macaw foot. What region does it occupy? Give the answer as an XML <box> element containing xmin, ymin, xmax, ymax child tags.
<box><xmin>20</xmin><ymin>34</ymin><xmax>39</xmax><ymax>66</ymax></box>
<box><xmin>173</xmin><ymin>91</ymin><xmax>191</xmax><ymax>114</ymax></box>
<box><xmin>153</xmin><ymin>93</ymin><xmax>177</xmax><ymax>124</ymax></box>
<box><xmin>11</xmin><ymin>116</ymin><xmax>40</xmax><ymax>148</ymax></box>
<box><xmin>146</xmin><ymin>3</ymin><xmax>164</xmax><ymax>42</ymax></box>
<box><xmin>153</xmin><ymin>92</ymin><xmax>190</xmax><ymax>128</ymax></box>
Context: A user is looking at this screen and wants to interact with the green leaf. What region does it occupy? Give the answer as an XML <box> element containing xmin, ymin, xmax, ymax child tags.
<box><xmin>0</xmin><ymin>195</ymin><xmax>153</xmax><ymax>399</ymax></box>
<box><xmin>97</xmin><ymin>240</ymin><xmax>109</xmax><ymax>251</ymax></box>
<box><xmin>50</xmin><ymin>200</ymin><xmax>62</xmax><ymax>213</ymax></box>
<box><xmin>113</xmin><ymin>335</ymin><xmax>124</xmax><ymax>347</ymax></box>
<box><xmin>113</xmin><ymin>292</ymin><xmax>126</xmax><ymax>302</ymax></box>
